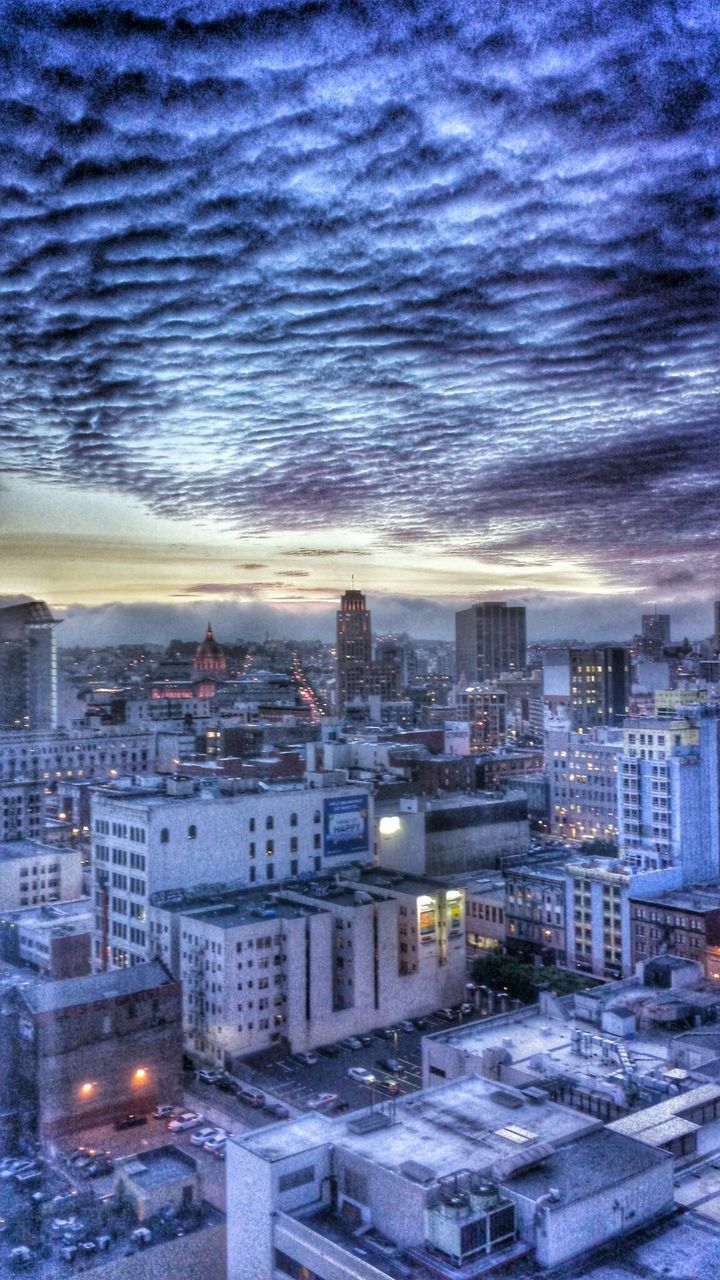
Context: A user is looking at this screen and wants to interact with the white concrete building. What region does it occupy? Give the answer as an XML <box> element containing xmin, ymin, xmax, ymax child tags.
<box><xmin>546</xmin><ymin>726</ymin><xmax>621</xmax><ymax>842</ymax></box>
<box><xmin>91</xmin><ymin>775</ymin><xmax>373</xmax><ymax>970</ymax></box>
<box><xmin>0</xmin><ymin>839</ymin><xmax>83</xmax><ymax>910</ymax></box>
<box><xmin>149</xmin><ymin>869</ymin><xmax>466</xmax><ymax>1062</ymax></box>
<box><xmin>618</xmin><ymin>709</ymin><xmax>720</xmax><ymax>881</ymax></box>
<box><xmin>0</xmin><ymin>727</ymin><xmax>155</xmax><ymax>783</ymax></box>
<box><xmin>226</xmin><ymin>1074</ymin><xmax>673</xmax><ymax>1279</ymax></box>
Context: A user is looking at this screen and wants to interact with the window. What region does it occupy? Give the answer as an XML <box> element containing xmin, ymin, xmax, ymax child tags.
<box><xmin>188</xmin><ymin>824</ymin><xmax>197</xmax><ymax>840</ymax></box>
<box><xmin>249</xmin><ymin>818</ymin><xmax>256</xmax><ymax>832</ymax></box>
<box><xmin>290</xmin><ymin>813</ymin><xmax>298</xmax><ymax>827</ymax></box>
<box><xmin>278</xmin><ymin>1165</ymin><xmax>315</xmax><ymax>1193</ymax></box>
<box><xmin>266</xmin><ymin>816</ymin><xmax>274</xmax><ymax>830</ymax></box>
<box><xmin>160</xmin><ymin>828</ymin><xmax>169</xmax><ymax>844</ymax></box>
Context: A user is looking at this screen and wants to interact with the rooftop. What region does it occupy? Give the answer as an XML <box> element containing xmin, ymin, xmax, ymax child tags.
<box><xmin>234</xmin><ymin>1075</ymin><xmax>596</xmax><ymax>1181</ymax></box>
<box><xmin>505</xmin><ymin>1127</ymin><xmax>670</xmax><ymax>1205</ymax></box>
<box><xmin>629</xmin><ymin>883</ymin><xmax>720</xmax><ymax>912</ymax></box>
<box><xmin>0</xmin><ymin>839</ymin><xmax>75</xmax><ymax>863</ymax></box>
<box><xmin>20</xmin><ymin>959</ymin><xmax>175</xmax><ymax>1014</ymax></box>
<box><xmin>118</xmin><ymin>1144</ymin><xmax>197</xmax><ymax>1190</ymax></box>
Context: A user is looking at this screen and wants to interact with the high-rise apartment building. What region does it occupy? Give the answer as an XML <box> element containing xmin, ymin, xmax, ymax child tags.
<box><xmin>568</xmin><ymin>646</ymin><xmax>630</xmax><ymax>730</ymax></box>
<box><xmin>617</xmin><ymin>707</ymin><xmax>720</xmax><ymax>882</ymax></box>
<box><xmin>455</xmin><ymin>601</ymin><xmax>526</xmax><ymax>683</ymax></box>
<box><xmin>0</xmin><ymin>599</ymin><xmax>60</xmax><ymax>730</ymax></box>
<box><xmin>335</xmin><ymin>590</ymin><xmax>372</xmax><ymax>711</ymax></box>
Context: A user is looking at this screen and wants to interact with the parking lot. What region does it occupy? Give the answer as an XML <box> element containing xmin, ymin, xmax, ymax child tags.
<box><xmin>233</xmin><ymin>1011</ymin><xmax>486</xmax><ymax>1114</ymax></box>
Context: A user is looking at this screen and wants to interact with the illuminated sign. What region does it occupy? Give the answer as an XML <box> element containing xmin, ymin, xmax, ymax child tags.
<box><xmin>419</xmin><ymin>897</ymin><xmax>437</xmax><ymax>944</ymax></box>
<box><xmin>323</xmin><ymin>795</ymin><xmax>369</xmax><ymax>858</ymax></box>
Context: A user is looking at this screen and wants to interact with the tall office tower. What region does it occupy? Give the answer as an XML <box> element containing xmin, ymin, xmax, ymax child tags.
<box><xmin>336</xmin><ymin>589</ymin><xmax>372</xmax><ymax>712</ymax></box>
<box><xmin>568</xmin><ymin>646</ymin><xmax>630</xmax><ymax>730</ymax></box>
<box><xmin>618</xmin><ymin>707</ymin><xmax>720</xmax><ymax>883</ymax></box>
<box><xmin>455</xmin><ymin>601</ymin><xmax>526</xmax><ymax>683</ymax></box>
<box><xmin>640</xmin><ymin>613</ymin><xmax>671</xmax><ymax>658</ymax></box>
<box><xmin>0</xmin><ymin>600</ymin><xmax>60</xmax><ymax>730</ymax></box>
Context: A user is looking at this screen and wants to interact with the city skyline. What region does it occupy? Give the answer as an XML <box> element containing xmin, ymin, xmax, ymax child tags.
<box><xmin>2</xmin><ymin>3</ymin><xmax>719</xmax><ymax>639</ymax></box>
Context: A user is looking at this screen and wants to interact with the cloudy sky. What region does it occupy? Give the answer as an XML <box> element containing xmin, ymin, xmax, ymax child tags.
<box><xmin>1</xmin><ymin>0</ymin><xmax>719</xmax><ymax>644</ymax></box>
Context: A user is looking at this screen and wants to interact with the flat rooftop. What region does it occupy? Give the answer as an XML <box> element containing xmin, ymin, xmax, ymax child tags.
<box><xmin>119</xmin><ymin>1144</ymin><xmax>196</xmax><ymax>1190</ymax></box>
<box><xmin>20</xmin><ymin>959</ymin><xmax>174</xmax><ymax>1014</ymax></box>
<box><xmin>235</xmin><ymin>1075</ymin><xmax>596</xmax><ymax>1181</ymax></box>
<box><xmin>505</xmin><ymin>1127</ymin><xmax>670</xmax><ymax>1206</ymax></box>
<box><xmin>629</xmin><ymin>883</ymin><xmax>720</xmax><ymax>911</ymax></box>
<box><xmin>0</xmin><ymin>839</ymin><xmax>75</xmax><ymax>862</ymax></box>
<box><xmin>424</xmin><ymin>1004</ymin><xmax>670</xmax><ymax>1076</ymax></box>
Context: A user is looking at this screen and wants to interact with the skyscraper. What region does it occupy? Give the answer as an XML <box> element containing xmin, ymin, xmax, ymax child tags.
<box><xmin>0</xmin><ymin>599</ymin><xmax>60</xmax><ymax>730</ymax></box>
<box><xmin>455</xmin><ymin>601</ymin><xmax>526</xmax><ymax>683</ymax></box>
<box><xmin>336</xmin><ymin>589</ymin><xmax>372</xmax><ymax>712</ymax></box>
<box><xmin>640</xmin><ymin>612</ymin><xmax>671</xmax><ymax>658</ymax></box>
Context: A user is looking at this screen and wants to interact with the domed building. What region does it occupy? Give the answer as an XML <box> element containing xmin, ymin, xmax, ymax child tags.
<box><xmin>191</xmin><ymin>623</ymin><xmax>227</xmax><ymax>696</ymax></box>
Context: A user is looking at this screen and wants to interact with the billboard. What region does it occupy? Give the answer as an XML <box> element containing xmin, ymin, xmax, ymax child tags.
<box><xmin>323</xmin><ymin>795</ymin><xmax>369</xmax><ymax>858</ymax></box>
<box><xmin>419</xmin><ymin>897</ymin><xmax>437</xmax><ymax>945</ymax></box>
<box><xmin>444</xmin><ymin>721</ymin><xmax>471</xmax><ymax>757</ymax></box>
<box><xmin>448</xmin><ymin>896</ymin><xmax>463</xmax><ymax>935</ymax></box>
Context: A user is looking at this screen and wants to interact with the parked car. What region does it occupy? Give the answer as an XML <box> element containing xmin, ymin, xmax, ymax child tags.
<box><xmin>292</xmin><ymin>1052</ymin><xmax>318</xmax><ymax>1067</ymax></box>
<box><xmin>378</xmin><ymin>1076</ymin><xmax>400</xmax><ymax>1092</ymax></box>
<box><xmin>196</xmin><ymin>1069</ymin><xmax>221</xmax><ymax>1084</ymax></box>
<box><xmin>215</xmin><ymin>1075</ymin><xmax>236</xmax><ymax>1092</ymax></box>
<box><xmin>167</xmin><ymin>1111</ymin><xmax>202</xmax><ymax>1132</ymax></box>
<box><xmin>190</xmin><ymin>1127</ymin><xmax>219</xmax><ymax>1147</ymax></box>
<box><xmin>398</xmin><ymin>1021</ymin><xmax>415</xmax><ymax>1033</ymax></box>
<box><xmin>376</xmin><ymin>1057</ymin><xmax>401</xmax><ymax>1073</ymax></box>
<box><xmin>347</xmin><ymin>1067</ymin><xmax>375</xmax><ymax>1085</ymax></box>
<box><xmin>460</xmin><ymin>1002</ymin><xmax>475</xmax><ymax>1016</ymax></box>
<box><xmin>115</xmin><ymin>1113</ymin><xmax>147</xmax><ymax>1130</ymax></box>
<box><xmin>82</xmin><ymin>1157</ymin><xmax>114</xmax><ymax>1179</ymax></box>
<box><xmin>358</xmin><ymin>1034</ymin><xmax>374</xmax><ymax>1047</ymax></box>
<box><xmin>237</xmin><ymin>1087</ymin><xmax>265</xmax><ymax>1108</ymax></box>
<box><xmin>264</xmin><ymin>1101</ymin><xmax>290</xmax><ymax>1120</ymax></box>
<box><xmin>153</xmin><ymin>1104</ymin><xmax>175</xmax><ymax>1119</ymax></box>
<box><xmin>413</xmin><ymin>1017</ymin><xmax>429</xmax><ymax>1030</ymax></box>
<box><xmin>317</xmin><ymin>1044</ymin><xmax>340</xmax><ymax>1058</ymax></box>
<box><xmin>379</xmin><ymin>1027</ymin><xmax>400</xmax><ymax>1040</ymax></box>
<box><xmin>204</xmin><ymin>1135</ymin><xmax>227</xmax><ymax>1155</ymax></box>
<box><xmin>337</xmin><ymin>1037</ymin><xmax>362</xmax><ymax>1051</ymax></box>
<box><xmin>434</xmin><ymin>1008</ymin><xmax>458</xmax><ymax>1023</ymax></box>
<box><xmin>306</xmin><ymin>1093</ymin><xmax>338</xmax><ymax>1111</ymax></box>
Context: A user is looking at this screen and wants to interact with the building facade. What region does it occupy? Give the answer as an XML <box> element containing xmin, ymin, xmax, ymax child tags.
<box><xmin>0</xmin><ymin>599</ymin><xmax>60</xmax><ymax>730</ymax></box>
<box><xmin>546</xmin><ymin>727</ymin><xmax>621</xmax><ymax>842</ymax></box>
<box><xmin>92</xmin><ymin>776</ymin><xmax>373</xmax><ymax>970</ymax></box>
<box><xmin>629</xmin><ymin>886</ymin><xmax>720</xmax><ymax>980</ymax></box>
<box><xmin>336</xmin><ymin>590</ymin><xmax>372</xmax><ymax>712</ymax></box>
<box><xmin>150</xmin><ymin>870</ymin><xmax>466</xmax><ymax>1062</ymax></box>
<box><xmin>8</xmin><ymin>960</ymin><xmax>182</xmax><ymax>1139</ymax></box>
<box><xmin>0</xmin><ymin>839</ymin><xmax>83</xmax><ymax>910</ymax></box>
<box><xmin>455</xmin><ymin>602</ymin><xmax>526</xmax><ymax>684</ymax></box>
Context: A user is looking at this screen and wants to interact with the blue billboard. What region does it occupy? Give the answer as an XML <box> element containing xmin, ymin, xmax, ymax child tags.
<box><xmin>323</xmin><ymin>795</ymin><xmax>369</xmax><ymax>858</ymax></box>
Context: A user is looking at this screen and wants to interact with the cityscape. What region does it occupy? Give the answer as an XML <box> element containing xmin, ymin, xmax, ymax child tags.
<box><xmin>2</xmin><ymin>4</ymin><xmax>720</xmax><ymax>1280</ymax></box>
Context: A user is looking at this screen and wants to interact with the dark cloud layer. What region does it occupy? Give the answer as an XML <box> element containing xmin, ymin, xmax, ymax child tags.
<box><xmin>1</xmin><ymin>0</ymin><xmax>719</xmax><ymax>588</ymax></box>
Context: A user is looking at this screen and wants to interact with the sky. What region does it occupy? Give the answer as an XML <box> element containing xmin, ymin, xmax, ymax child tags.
<box><xmin>1</xmin><ymin>0</ymin><xmax>719</xmax><ymax>644</ymax></box>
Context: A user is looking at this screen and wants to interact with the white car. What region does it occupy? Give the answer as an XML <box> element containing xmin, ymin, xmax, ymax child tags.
<box><xmin>153</xmin><ymin>1104</ymin><xmax>175</xmax><ymax>1119</ymax></box>
<box><xmin>204</xmin><ymin>1134</ymin><xmax>227</xmax><ymax>1155</ymax></box>
<box><xmin>167</xmin><ymin>1111</ymin><xmax>203</xmax><ymax>1132</ymax></box>
<box><xmin>347</xmin><ymin>1067</ymin><xmax>375</xmax><ymax>1085</ymax></box>
<box><xmin>306</xmin><ymin>1093</ymin><xmax>338</xmax><ymax>1111</ymax></box>
<box><xmin>190</xmin><ymin>1127</ymin><xmax>219</xmax><ymax>1147</ymax></box>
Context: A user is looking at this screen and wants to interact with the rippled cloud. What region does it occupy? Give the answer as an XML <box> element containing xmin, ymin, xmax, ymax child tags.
<box><xmin>1</xmin><ymin>0</ymin><xmax>719</xmax><ymax>597</ymax></box>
